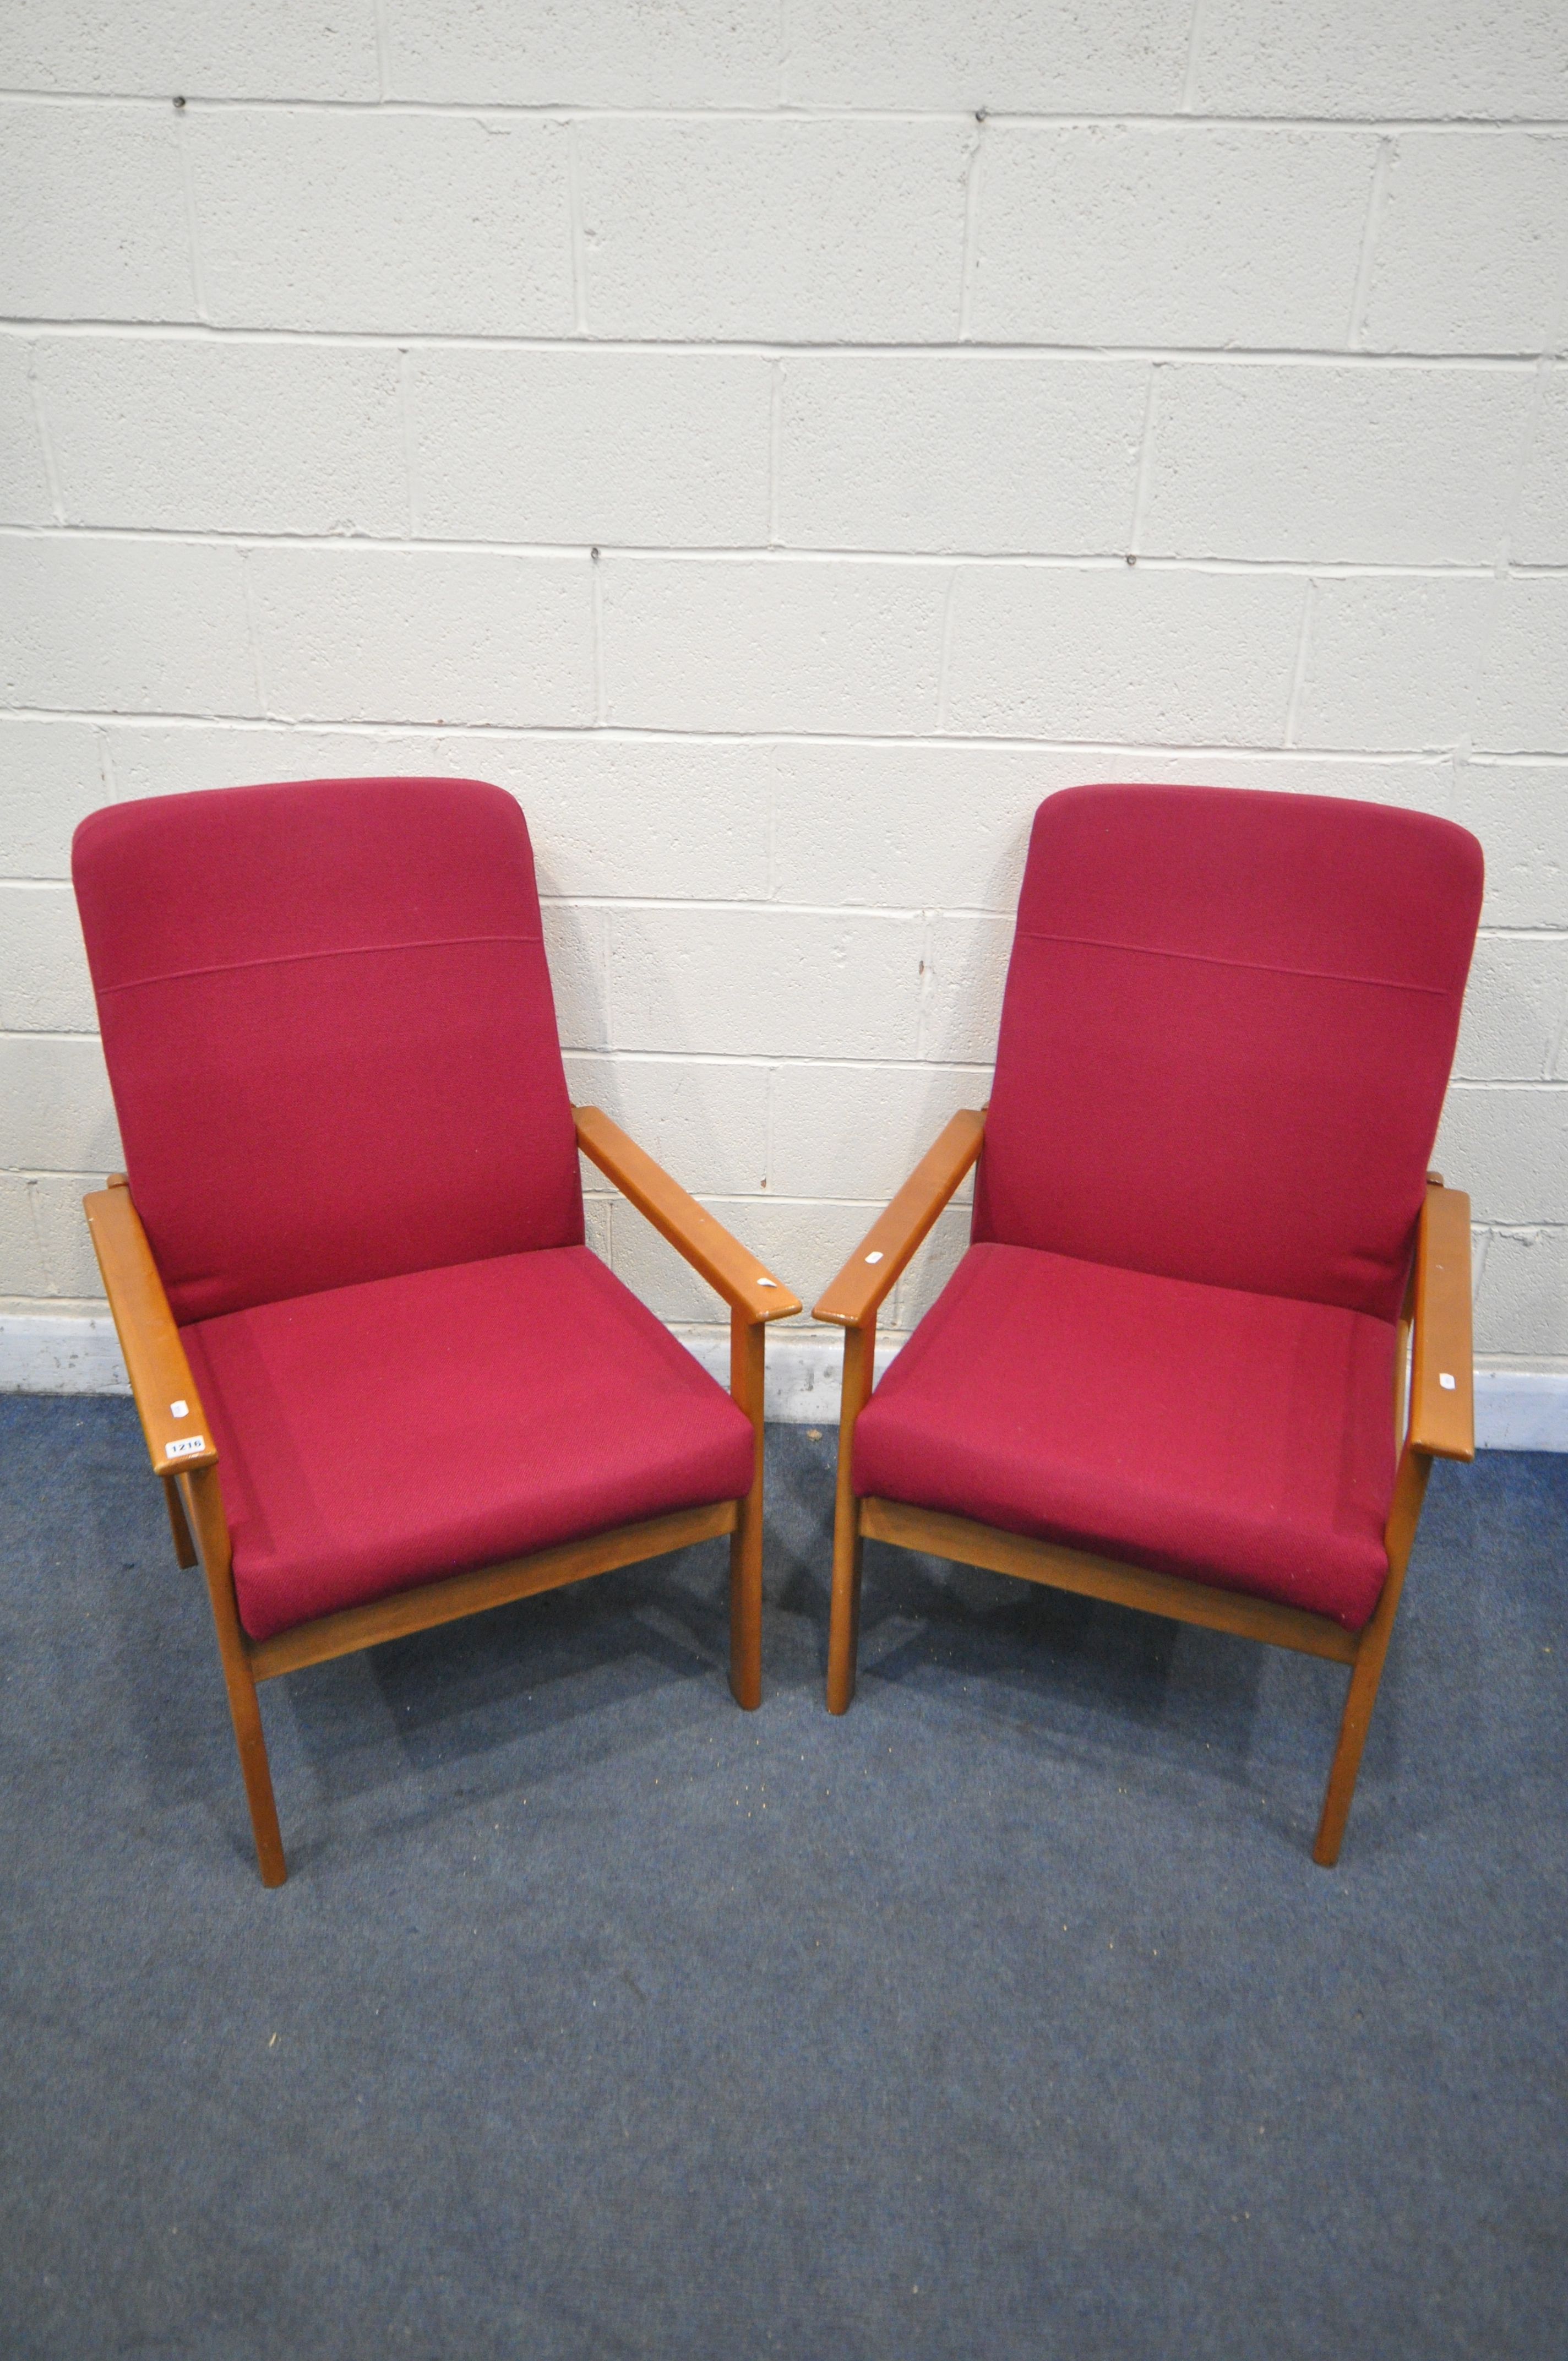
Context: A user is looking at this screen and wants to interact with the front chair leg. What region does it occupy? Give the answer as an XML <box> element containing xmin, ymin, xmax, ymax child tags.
<box><xmin>826</xmin><ymin>1323</ymin><xmax>875</xmax><ymax>1713</ymax></box>
<box><xmin>728</xmin><ymin>1312</ymin><xmax>765</xmax><ymax>1709</ymax></box>
<box><xmin>162</xmin><ymin>1472</ymin><xmax>198</xmax><ymax>1569</ymax></box>
<box><xmin>184</xmin><ymin>1466</ymin><xmax>288</xmax><ymax>1887</ymax></box>
<box><xmin>1314</xmin><ymin>1447</ymin><xmax>1431</xmax><ymax>1868</ymax></box>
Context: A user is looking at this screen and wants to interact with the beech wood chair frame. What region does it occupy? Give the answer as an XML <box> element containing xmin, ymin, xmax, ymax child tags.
<box><xmin>814</xmin><ymin>1108</ymin><xmax>1474</xmax><ymax>1866</ymax></box>
<box><xmin>86</xmin><ymin>1105</ymin><xmax>801</xmax><ymax>1889</ymax></box>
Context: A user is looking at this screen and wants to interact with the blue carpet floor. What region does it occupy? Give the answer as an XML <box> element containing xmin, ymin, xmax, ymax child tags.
<box><xmin>2</xmin><ymin>1393</ymin><xmax>1565</xmax><ymax>2359</ymax></box>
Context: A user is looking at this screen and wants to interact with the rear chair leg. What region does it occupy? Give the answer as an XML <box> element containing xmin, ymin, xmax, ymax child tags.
<box><xmin>826</xmin><ymin>1324</ymin><xmax>874</xmax><ymax>1714</ymax></box>
<box><xmin>728</xmin><ymin>1313</ymin><xmax>765</xmax><ymax>1710</ymax></box>
<box><xmin>1313</xmin><ymin>1448</ymin><xmax>1431</xmax><ymax>1868</ymax></box>
<box><xmin>183</xmin><ymin>1467</ymin><xmax>287</xmax><ymax>1887</ymax></box>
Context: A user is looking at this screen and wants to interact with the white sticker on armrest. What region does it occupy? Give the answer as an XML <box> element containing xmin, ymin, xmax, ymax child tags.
<box><xmin>166</xmin><ymin>1435</ymin><xmax>206</xmax><ymax>1460</ymax></box>
<box><xmin>1439</xmin><ymin>1372</ymin><xmax>1456</xmax><ymax>1391</ymax></box>
<box><xmin>170</xmin><ymin>1399</ymin><xmax>188</xmax><ymax>1417</ymax></box>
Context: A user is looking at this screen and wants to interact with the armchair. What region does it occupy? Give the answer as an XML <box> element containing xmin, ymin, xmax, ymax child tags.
<box><xmin>815</xmin><ymin>785</ymin><xmax>1483</xmax><ymax>1864</ymax></box>
<box><xmin>75</xmin><ymin>777</ymin><xmax>799</xmax><ymax>1886</ymax></box>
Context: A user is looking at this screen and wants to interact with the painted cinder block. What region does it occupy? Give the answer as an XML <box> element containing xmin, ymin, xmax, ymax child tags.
<box><xmin>0</xmin><ymin>538</ymin><xmax>255</xmax><ymax>717</ymax></box>
<box><xmin>511</xmin><ymin>738</ymin><xmax>775</xmax><ymax>905</ymax></box>
<box><xmin>0</xmin><ymin>884</ymin><xmax>96</xmax><ymax>1034</ymax></box>
<box><xmin>0</xmin><ymin>1175</ymin><xmax>51</xmax><ymax>1299</ymax></box>
<box><xmin>1473</xmin><ymin>1226</ymin><xmax>1568</xmax><ymax>1358</ymax></box>
<box><xmin>777</xmin><ymin>355</ymin><xmax>1147</xmax><ymax>556</ymax></box>
<box><xmin>406</xmin><ymin>349</ymin><xmax>771</xmax><ymax>547</ymax></box>
<box><xmin>783</xmin><ymin>0</ymin><xmax>1193</xmax><ymax>112</ymax></box>
<box><xmin>1454</xmin><ymin>937</ymin><xmax>1568</xmax><ymax>1082</ymax></box>
<box><xmin>1513</xmin><ymin>372</ymin><xmax>1568</xmax><ymax>565</ymax></box>
<box><xmin>969</xmin><ymin>127</ymin><xmax>1377</xmax><ymax>350</ymax></box>
<box><xmin>384</xmin><ymin>0</ymin><xmax>780</xmax><ymax>105</ymax></box>
<box><xmin>0</xmin><ymin>720</ymin><xmax>109</xmax><ymax>880</ymax></box>
<box><xmin>576</xmin><ymin>119</ymin><xmax>973</xmax><ymax>341</ymax></box>
<box><xmin>605</xmin><ymin>906</ymin><xmax>924</xmax><ymax>1063</ymax></box>
<box><xmin>37</xmin><ymin>339</ymin><xmax>406</xmax><ymax>538</ymax></box>
<box><xmin>922</xmin><ymin>910</ymin><xmax>1014</xmax><ymax>1065</ymax></box>
<box><xmin>188</xmin><ymin>111</ymin><xmax>574</xmax><ymax>335</ymax></box>
<box><xmin>1360</xmin><ymin>134</ymin><xmax>1568</xmax><ymax>356</ymax></box>
<box><xmin>101</xmin><ymin>723</ymin><xmax>435</xmax><ymax>812</ymax></box>
<box><xmin>0</xmin><ymin>340</ymin><xmax>52</xmax><ymax>526</ymax></box>
<box><xmin>1434</xmin><ymin>1084</ymin><xmax>1568</xmax><ymax>1226</ymax></box>
<box><xmin>769</xmin><ymin>1063</ymin><xmax>986</xmax><ymax>1203</ymax></box>
<box><xmin>609</xmin><ymin>1193</ymin><xmax>873</xmax><ymax>1330</ymax></box>
<box><xmin>0</xmin><ymin>2</ymin><xmax>380</xmax><ymax>99</ymax></box>
<box><xmin>20</xmin><ymin>1171</ymin><xmax>108</xmax><ymax>1299</ymax></box>
<box><xmin>943</xmin><ymin>566</ymin><xmax>1304</xmax><ymax>743</ymax></box>
<box><xmin>767</xmin><ymin>741</ymin><xmax>1047</xmax><ymax>914</ymax></box>
<box><xmin>1474</xmin><ymin>580</ymin><xmax>1568</xmax><ymax>755</ymax></box>
<box><xmin>0</xmin><ymin>1036</ymin><xmax>121</xmax><ymax>1175</ymax></box>
<box><xmin>600</xmin><ymin>559</ymin><xmax>948</xmax><ymax>735</ymax></box>
<box><xmin>96</xmin><ymin>725</ymin><xmax>776</xmax><ymax>905</ymax></box>
<box><xmin>1141</xmin><ymin>364</ymin><xmax>1533</xmax><ymax>565</ymax></box>
<box><xmin>0</xmin><ymin>105</ymin><xmax>193</xmax><ymax>322</ymax></box>
<box><xmin>541</xmin><ymin>902</ymin><xmax>609</xmax><ymax>1054</ymax></box>
<box><xmin>1450</xmin><ymin>765</ymin><xmax>1568</xmax><ymax>929</ymax></box>
<box><xmin>1294</xmin><ymin>577</ymin><xmax>1494</xmax><ymax>752</ymax></box>
<box><xmin>244</xmin><ymin>547</ymin><xmax>595</xmax><ymax>727</ymax></box>
<box><xmin>1189</xmin><ymin>0</ymin><xmax>1568</xmax><ymax>119</ymax></box>
<box><xmin>562</xmin><ymin>1053</ymin><xmax>771</xmax><ymax>1200</ymax></box>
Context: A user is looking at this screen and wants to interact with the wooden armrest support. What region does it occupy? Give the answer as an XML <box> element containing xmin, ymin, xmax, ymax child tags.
<box><xmin>572</xmin><ymin>1106</ymin><xmax>801</xmax><ymax>1324</ymax></box>
<box><xmin>84</xmin><ymin>1179</ymin><xmax>217</xmax><ymax>1477</ymax></box>
<box><xmin>813</xmin><ymin>1108</ymin><xmax>987</xmax><ymax>1329</ymax></box>
<box><xmin>1408</xmin><ymin>1181</ymin><xmax>1474</xmax><ymax>1461</ymax></box>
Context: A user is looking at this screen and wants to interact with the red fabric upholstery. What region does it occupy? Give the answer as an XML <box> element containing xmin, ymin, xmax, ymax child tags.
<box><xmin>973</xmin><ymin>785</ymin><xmax>1484</xmax><ymax>1321</ymax></box>
<box><xmin>181</xmin><ymin>1246</ymin><xmax>755</xmax><ymax>1642</ymax></box>
<box><xmin>854</xmin><ymin>1244</ymin><xmax>1399</xmax><ymax>1630</ymax></box>
<box><xmin>73</xmin><ymin>778</ymin><xmax>582</xmax><ymax>1325</ymax></box>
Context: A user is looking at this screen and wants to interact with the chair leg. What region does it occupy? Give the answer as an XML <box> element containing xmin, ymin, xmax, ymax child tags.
<box><xmin>1313</xmin><ymin>1446</ymin><xmax>1431</xmax><ymax>1868</ymax></box>
<box><xmin>728</xmin><ymin>1312</ymin><xmax>765</xmax><ymax>1710</ymax></box>
<box><xmin>826</xmin><ymin>1323</ymin><xmax>874</xmax><ymax>1714</ymax></box>
<box><xmin>183</xmin><ymin>1468</ymin><xmax>288</xmax><ymax>1887</ymax></box>
<box><xmin>162</xmin><ymin>1472</ymin><xmax>198</xmax><ymax>1569</ymax></box>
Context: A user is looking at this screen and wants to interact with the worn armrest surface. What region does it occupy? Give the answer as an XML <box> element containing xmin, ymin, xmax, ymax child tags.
<box><xmin>1408</xmin><ymin>1182</ymin><xmax>1474</xmax><ymax>1461</ymax></box>
<box><xmin>84</xmin><ymin>1179</ymin><xmax>217</xmax><ymax>1477</ymax></box>
<box><xmin>573</xmin><ymin>1106</ymin><xmax>801</xmax><ymax>1324</ymax></box>
<box><xmin>813</xmin><ymin>1109</ymin><xmax>987</xmax><ymax>1330</ymax></box>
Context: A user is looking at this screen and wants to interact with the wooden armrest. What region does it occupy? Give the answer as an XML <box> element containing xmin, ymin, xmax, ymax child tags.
<box><xmin>813</xmin><ymin>1109</ymin><xmax>987</xmax><ymax>1329</ymax></box>
<box><xmin>1408</xmin><ymin>1182</ymin><xmax>1474</xmax><ymax>1461</ymax></box>
<box><xmin>572</xmin><ymin>1106</ymin><xmax>801</xmax><ymax>1325</ymax></box>
<box><xmin>84</xmin><ymin>1179</ymin><xmax>217</xmax><ymax>1478</ymax></box>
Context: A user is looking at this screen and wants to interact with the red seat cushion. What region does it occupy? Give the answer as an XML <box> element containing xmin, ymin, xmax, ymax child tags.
<box><xmin>180</xmin><ymin>1247</ymin><xmax>755</xmax><ymax>1642</ymax></box>
<box><xmin>853</xmin><ymin>1243</ymin><xmax>1400</xmax><ymax>1630</ymax></box>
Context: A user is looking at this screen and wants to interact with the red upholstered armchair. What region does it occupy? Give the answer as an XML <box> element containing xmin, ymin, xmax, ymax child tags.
<box><xmin>73</xmin><ymin>777</ymin><xmax>799</xmax><ymax>1886</ymax></box>
<box><xmin>814</xmin><ymin>785</ymin><xmax>1483</xmax><ymax>1865</ymax></box>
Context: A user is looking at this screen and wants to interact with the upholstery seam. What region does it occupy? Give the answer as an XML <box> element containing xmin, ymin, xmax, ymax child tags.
<box><xmin>97</xmin><ymin>934</ymin><xmax>545</xmax><ymax>993</ymax></box>
<box><xmin>1014</xmin><ymin>929</ymin><xmax>1452</xmax><ymax>996</ymax></box>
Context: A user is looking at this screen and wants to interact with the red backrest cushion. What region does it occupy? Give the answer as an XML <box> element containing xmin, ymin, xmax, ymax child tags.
<box><xmin>972</xmin><ymin>785</ymin><xmax>1483</xmax><ymax>1320</ymax></box>
<box><xmin>73</xmin><ymin>777</ymin><xmax>583</xmax><ymax>1323</ymax></box>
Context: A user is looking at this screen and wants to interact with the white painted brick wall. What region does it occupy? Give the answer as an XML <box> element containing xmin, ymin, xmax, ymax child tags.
<box><xmin>1359</xmin><ymin>134</ymin><xmax>1568</xmax><ymax>354</ymax></box>
<box><xmin>0</xmin><ymin>1</ymin><xmax>1563</xmax><ymax>1394</ymax></box>
<box><xmin>38</xmin><ymin>340</ymin><xmax>408</xmax><ymax>535</ymax></box>
<box><xmin>188</xmin><ymin>111</ymin><xmax>575</xmax><ymax>336</ymax></box>
<box><xmin>968</xmin><ymin>128</ymin><xmax>1380</xmax><ymax>348</ymax></box>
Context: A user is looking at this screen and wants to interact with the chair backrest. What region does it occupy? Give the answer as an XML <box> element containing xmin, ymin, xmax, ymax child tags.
<box><xmin>972</xmin><ymin>784</ymin><xmax>1483</xmax><ymax>1321</ymax></box>
<box><xmin>74</xmin><ymin>777</ymin><xmax>583</xmax><ymax>1325</ymax></box>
